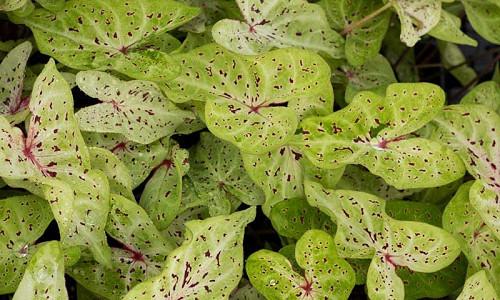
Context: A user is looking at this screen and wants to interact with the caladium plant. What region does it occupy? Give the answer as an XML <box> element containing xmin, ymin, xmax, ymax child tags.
<box><xmin>0</xmin><ymin>0</ymin><xmax>499</xmax><ymax>298</ymax></box>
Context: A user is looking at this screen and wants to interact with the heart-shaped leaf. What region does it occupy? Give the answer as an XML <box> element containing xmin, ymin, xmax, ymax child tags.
<box><xmin>68</xmin><ymin>194</ymin><xmax>175</xmax><ymax>299</ymax></box>
<box><xmin>0</xmin><ymin>195</ymin><xmax>53</xmax><ymax>294</ymax></box>
<box><xmin>461</xmin><ymin>81</ymin><xmax>500</xmax><ymax>113</ymax></box>
<box><xmin>0</xmin><ymin>41</ymin><xmax>31</xmax><ymax>125</ymax></box>
<box><xmin>462</xmin><ymin>0</ymin><xmax>500</xmax><ymax>44</ymax></box>
<box><xmin>302</xmin><ymin>83</ymin><xmax>465</xmax><ymax>189</ymax></box>
<box><xmin>246</xmin><ymin>229</ymin><xmax>355</xmax><ymax>299</ymax></box>
<box><xmin>12</xmin><ymin>241</ymin><xmax>67</xmax><ymax>300</ymax></box>
<box><xmin>211</xmin><ymin>0</ymin><xmax>344</xmax><ymax>58</ymax></box>
<box><xmin>428</xmin><ymin>10</ymin><xmax>477</xmax><ymax>46</ymax></box>
<box><xmin>22</xmin><ymin>0</ymin><xmax>199</xmax><ymax>80</ymax></box>
<box><xmin>75</xmin><ymin>71</ymin><xmax>194</xmax><ymax>144</ymax></box>
<box><xmin>123</xmin><ymin>207</ymin><xmax>256</xmax><ymax>300</ymax></box>
<box><xmin>456</xmin><ymin>270</ymin><xmax>498</xmax><ymax>300</ymax></box>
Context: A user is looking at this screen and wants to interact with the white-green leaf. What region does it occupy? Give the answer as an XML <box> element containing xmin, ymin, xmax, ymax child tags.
<box><xmin>366</xmin><ymin>254</ymin><xmax>404</xmax><ymax>300</ymax></box>
<box><xmin>470</xmin><ymin>180</ymin><xmax>500</xmax><ymax>240</ymax></box>
<box><xmin>461</xmin><ymin>81</ymin><xmax>500</xmax><ymax>114</ymax></box>
<box><xmin>429</xmin><ymin>10</ymin><xmax>477</xmax><ymax>46</ymax></box>
<box><xmin>456</xmin><ymin>271</ymin><xmax>498</xmax><ymax>300</ymax></box>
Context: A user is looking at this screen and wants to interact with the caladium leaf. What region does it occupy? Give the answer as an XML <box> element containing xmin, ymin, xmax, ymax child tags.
<box><xmin>432</xmin><ymin>104</ymin><xmax>500</xmax><ymax>195</ymax></box>
<box><xmin>12</xmin><ymin>241</ymin><xmax>67</xmax><ymax>300</ymax></box>
<box><xmin>246</xmin><ymin>230</ymin><xmax>355</xmax><ymax>300</ymax></box>
<box><xmin>164</xmin><ymin>44</ymin><xmax>333</xmax><ymax>154</ymax></box>
<box><xmin>456</xmin><ymin>270</ymin><xmax>498</xmax><ymax>300</ymax></box>
<box><xmin>88</xmin><ymin>147</ymin><xmax>134</xmax><ymax>200</ymax></box>
<box><xmin>270</xmin><ymin>198</ymin><xmax>335</xmax><ymax>240</ymax></box>
<box><xmin>437</xmin><ymin>41</ymin><xmax>477</xmax><ymax>86</ymax></box>
<box><xmin>461</xmin><ymin>81</ymin><xmax>500</xmax><ymax>114</ymax></box>
<box><xmin>211</xmin><ymin>0</ymin><xmax>344</xmax><ymax>58</ymax></box>
<box><xmin>179</xmin><ymin>0</ymin><xmax>240</xmax><ymax>33</ymax></box>
<box><xmin>470</xmin><ymin>180</ymin><xmax>500</xmax><ymax>241</ymax></box>
<box><xmin>385</xmin><ymin>200</ymin><xmax>441</xmax><ymax>226</ymax></box>
<box><xmin>428</xmin><ymin>10</ymin><xmax>478</xmax><ymax>46</ymax></box>
<box><xmin>302</xmin><ymin>83</ymin><xmax>465</xmax><ymax>189</ymax></box>
<box><xmin>75</xmin><ymin>71</ymin><xmax>194</xmax><ymax>144</ymax></box>
<box><xmin>367</xmin><ymin>254</ymin><xmax>404</xmax><ymax>300</ymax></box>
<box><xmin>442</xmin><ymin>181</ymin><xmax>500</xmax><ymax>292</ymax></box>
<box><xmin>320</xmin><ymin>0</ymin><xmax>391</xmax><ymax>66</ymax></box>
<box><xmin>0</xmin><ymin>41</ymin><xmax>31</xmax><ymax>125</ymax></box>
<box><xmin>462</xmin><ymin>0</ymin><xmax>500</xmax><ymax>45</ymax></box>
<box><xmin>187</xmin><ymin>132</ymin><xmax>264</xmax><ymax>209</ymax></box>
<box><xmin>83</xmin><ymin>132</ymin><xmax>170</xmax><ymax>188</ymax></box>
<box><xmin>390</xmin><ymin>0</ymin><xmax>442</xmax><ymax>47</ymax></box>
<box><xmin>161</xmin><ymin>206</ymin><xmax>209</xmax><ymax>247</ymax></box>
<box><xmin>69</xmin><ymin>194</ymin><xmax>175</xmax><ymax>299</ymax></box>
<box><xmin>22</xmin><ymin>0</ymin><xmax>200</xmax><ymax>81</ymax></box>
<box><xmin>0</xmin><ymin>195</ymin><xmax>53</xmax><ymax>294</ymax></box>
<box><xmin>123</xmin><ymin>207</ymin><xmax>256</xmax><ymax>300</ymax></box>
<box><xmin>140</xmin><ymin>143</ymin><xmax>189</xmax><ymax>230</ymax></box>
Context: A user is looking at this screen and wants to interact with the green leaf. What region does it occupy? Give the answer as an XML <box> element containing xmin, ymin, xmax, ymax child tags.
<box><xmin>83</xmin><ymin>132</ymin><xmax>170</xmax><ymax>188</ymax></box>
<box><xmin>385</xmin><ymin>200</ymin><xmax>441</xmax><ymax>227</ymax></box>
<box><xmin>22</xmin><ymin>0</ymin><xmax>200</xmax><ymax>80</ymax></box>
<box><xmin>0</xmin><ymin>195</ymin><xmax>53</xmax><ymax>294</ymax></box>
<box><xmin>161</xmin><ymin>206</ymin><xmax>209</xmax><ymax>247</ymax></box>
<box><xmin>0</xmin><ymin>0</ymin><xmax>27</xmax><ymax>11</ymax></box>
<box><xmin>320</xmin><ymin>0</ymin><xmax>391</xmax><ymax>66</ymax></box>
<box><xmin>390</xmin><ymin>0</ymin><xmax>442</xmax><ymax>47</ymax></box>
<box><xmin>34</xmin><ymin>0</ymin><xmax>65</xmax><ymax>12</ymax></box>
<box><xmin>0</xmin><ymin>41</ymin><xmax>32</xmax><ymax>125</ymax></box>
<box><xmin>456</xmin><ymin>270</ymin><xmax>498</xmax><ymax>300</ymax></box>
<box><xmin>461</xmin><ymin>81</ymin><xmax>500</xmax><ymax>114</ymax></box>
<box><xmin>443</xmin><ymin>181</ymin><xmax>500</xmax><ymax>292</ymax></box>
<box><xmin>123</xmin><ymin>208</ymin><xmax>256</xmax><ymax>299</ymax></box>
<box><xmin>164</xmin><ymin>44</ymin><xmax>333</xmax><ymax>154</ymax></box>
<box><xmin>432</xmin><ymin>104</ymin><xmax>500</xmax><ymax>195</ymax></box>
<box><xmin>428</xmin><ymin>10</ymin><xmax>478</xmax><ymax>46</ymax></box>
<box><xmin>270</xmin><ymin>198</ymin><xmax>335</xmax><ymax>239</ymax></box>
<box><xmin>69</xmin><ymin>194</ymin><xmax>175</xmax><ymax>299</ymax></box>
<box><xmin>302</xmin><ymin>83</ymin><xmax>465</xmax><ymax>189</ymax></box>
<box><xmin>247</xmin><ymin>230</ymin><xmax>355</xmax><ymax>300</ymax></box>
<box><xmin>140</xmin><ymin>143</ymin><xmax>189</xmax><ymax>230</ymax></box>
<box><xmin>211</xmin><ymin>0</ymin><xmax>344</xmax><ymax>58</ymax></box>
<box><xmin>76</xmin><ymin>71</ymin><xmax>194</xmax><ymax>144</ymax></box>
<box><xmin>366</xmin><ymin>254</ymin><xmax>404</xmax><ymax>300</ymax></box>
<box><xmin>437</xmin><ymin>41</ymin><xmax>477</xmax><ymax>86</ymax></box>
<box><xmin>463</xmin><ymin>0</ymin><xmax>500</xmax><ymax>44</ymax></box>
<box><xmin>470</xmin><ymin>180</ymin><xmax>500</xmax><ymax>240</ymax></box>
<box><xmin>12</xmin><ymin>241</ymin><xmax>67</xmax><ymax>300</ymax></box>
<box><xmin>231</xmin><ymin>280</ymin><xmax>265</xmax><ymax>300</ymax></box>
<box><xmin>179</xmin><ymin>0</ymin><xmax>240</xmax><ymax>33</ymax></box>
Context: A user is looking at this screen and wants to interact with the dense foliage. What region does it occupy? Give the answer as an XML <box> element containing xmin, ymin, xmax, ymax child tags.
<box><xmin>0</xmin><ymin>0</ymin><xmax>499</xmax><ymax>299</ymax></box>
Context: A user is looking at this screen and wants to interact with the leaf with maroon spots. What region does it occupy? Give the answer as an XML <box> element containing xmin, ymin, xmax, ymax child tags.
<box><xmin>68</xmin><ymin>194</ymin><xmax>175</xmax><ymax>299</ymax></box>
<box><xmin>0</xmin><ymin>41</ymin><xmax>32</xmax><ymax>125</ymax></box>
<box><xmin>161</xmin><ymin>206</ymin><xmax>209</xmax><ymax>247</ymax></box>
<box><xmin>433</xmin><ymin>104</ymin><xmax>500</xmax><ymax>194</ymax></box>
<box><xmin>246</xmin><ymin>230</ymin><xmax>355</xmax><ymax>300</ymax></box>
<box><xmin>211</xmin><ymin>0</ymin><xmax>344</xmax><ymax>58</ymax></box>
<box><xmin>0</xmin><ymin>195</ymin><xmax>53</xmax><ymax>294</ymax></box>
<box><xmin>21</xmin><ymin>0</ymin><xmax>200</xmax><ymax>81</ymax></box>
<box><xmin>75</xmin><ymin>71</ymin><xmax>194</xmax><ymax>144</ymax></box>
<box><xmin>460</xmin><ymin>81</ymin><xmax>500</xmax><ymax>114</ymax></box>
<box><xmin>83</xmin><ymin>133</ymin><xmax>170</xmax><ymax>188</ymax></box>
<box><xmin>12</xmin><ymin>241</ymin><xmax>67</xmax><ymax>300</ymax></box>
<box><xmin>443</xmin><ymin>181</ymin><xmax>500</xmax><ymax>291</ymax></box>
<box><xmin>456</xmin><ymin>270</ymin><xmax>498</xmax><ymax>300</ymax></box>
<box><xmin>123</xmin><ymin>207</ymin><xmax>256</xmax><ymax>300</ymax></box>
<box><xmin>301</xmin><ymin>83</ymin><xmax>466</xmax><ymax>189</ymax></box>
<box><xmin>163</xmin><ymin>44</ymin><xmax>333</xmax><ymax>154</ymax></box>
<box><xmin>367</xmin><ymin>254</ymin><xmax>404</xmax><ymax>300</ymax></box>
<box><xmin>470</xmin><ymin>180</ymin><xmax>500</xmax><ymax>240</ymax></box>
<box><xmin>140</xmin><ymin>143</ymin><xmax>189</xmax><ymax>230</ymax></box>
<box><xmin>88</xmin><ymin>147</ymin><xmax>134</xmax><ymax>200</ymax></box>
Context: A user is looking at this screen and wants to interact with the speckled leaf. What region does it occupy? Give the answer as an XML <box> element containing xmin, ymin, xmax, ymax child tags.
<box><xmin>161</xmin><ymin>206</ymin><xmax>209</xmax><ymax>247</ymax></box>
<box><xmin>443</xmin><ymin>181</ymin><xmax>500</xmax><ymax>291</ymax></box>
<box><xmin>456</xmin><ymin>270</ymin><xmax>498</xmax><ymax>300</ymax></box>
<box><xmin>211</xmin><ymin>0</ymin><xmax>344</xmax><ymax>58</ymax></box>
<box><xmin>391</xmin><ymin>0</ymin><xmax>442</xmax><ymax>46</ymax></box>
<box><xmin>140</xmin><ymin>144</ymin><xmax>189</xmax><ymax>230</ymax></box>
<box><xmin>247</xmin><ymin>230</ymin><xmax>355</xmax><ymax>300</ymax></box>
<box><xmin>0</xmin><ymin>195</ymin><xmax>53</xmax><ymax>294</ymax></box>
<box><xmin>69</xmin><ymin>194</ymin><xmax>175</xmax><ymax>299</ymax></box>
<box><xmin>0</xmin><ymin>41</ymin><xmax>31</xmax><ymax>124</ymax></box>
<box><xmin>179</xmin><ymin>0</ymin><xmax>240</xmax><ymax>33</ymax></box>
<box><xmin>302</xmin><ymin>83</ymin><xmax>465</xmax><ymax>189</ymax></box>
<box><xmin>270</xmin><ymin>198</ymin><xmax>335</xmax><ymax>239</ymax></box>
<box><xmin>0</xmin><ymin>0</ymin><xmax>26</xmax><ymax>11</ymax></box>
<box><xmin>123</xmin><ymin>207</ymin><xmax>256</xmax><ymax>300</ymax></box>
<box><xmin>432</xmin><ymin>104</ymin><xmax>500</xmax><ymax>194</ymax></box>
<box><xmin>437</xmin><ymin>41</ymin><xmax>477</xmax><ymax>86</ymax></box>
<box><xmin>367</xmin><ymin>254</ymin><xmax>404</xmax><ymax>300</ymax></box>
<box><xmin>164</xmin><ymin>45</ymin><xmax>333</xmax><ymax>154</ymax></box>
<box><xmin>461</xmin><ymin>81</ymin><xmax>500</xmax><ymax>114</ymax></box>
<box><xmin>88</xmin><ymin>147</ymin><xmax>134</xmax><ymax>200</ymax></box>
<box><xmin>463</xmin><ymin>0</ymin><xmax>500</xmax><ymax>44</ymax></box>
<box><xmin>470</xmin><ymin>180</ymin><xmax>500</xmax><ymax>240</ymax></box>
<box><xmin>83</xmin><ymin>133</ymin><xmax>169</xmax><ymax>188</ymax></box>
<box><xmin>12</xmin><ymin>241</ymin><xmax>67</xmax><ymax>300</ymax></box>
<box><xmin>76</xmin><ymin>71</ymin><xmax>194</xmax><ymax>144</ymax></box>
<box><xmin>187</xmin><ymin>132</ymin><xmax>264</xmax><ymax>210</ymax></box>
<box><xmin>22</xmin><ymin>0</ymin><xmax>200</xmax><ymax>80</ymax></box>
<box><xmin>429</xmin><ymin>10</ymin><xmax>477</xmax><ymax>46</ymax></box>
<box><xmin>320</xmin><ymin>0</ymin><xmax>391</xmax><ymax>66</ymax></box>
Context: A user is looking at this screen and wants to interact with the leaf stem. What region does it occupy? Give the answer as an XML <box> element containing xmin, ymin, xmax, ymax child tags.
<box><xmin>341</xmin><ymin>2</ymin><xmax>392</xmax><ymax>36</ymax></box>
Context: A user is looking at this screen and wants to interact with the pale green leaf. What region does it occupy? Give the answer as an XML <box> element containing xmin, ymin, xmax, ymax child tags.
<box><xmin>463</xmin><ymin>0</ymin><xmax>500</xmax><ymax>44</ymax></box>
<box><xmin>35</xmin><ymin>0</ymin><xmax>64</xmax><ymax>12</ymax></box>
<box><xmin>429</xmin><ymin>10</ymin><xmax>478</xmax><ymax>46</ymax></box>
<box><xmin>0</xmin><ymin>0</ymin><xmax>26</xmax><ymax>11</ymax></box>
<box><xmin>437</xmin><ymin>41</ymin><xmax>477</xmax><ymax>86</ymax></box>
<box><xmin>461</xmin><ymin>81</ymin><xmax>500</xmax><ymax>114</ymax></box>
<box><xmin>470</xmin><ymin>180</ymin><xmax>500</xmax><ymax>240</ymax></box>
<box><xmin>367</xmin><ymin>254</ymin><xmax>404</xmax><ymax>300</ymax></box>
<box><xmin>161</xmin><ymin>206</ymin><xmax>209</xmax><ymax>247</ymax></box>
<box><xmin>456</xmin><ymin>270</ymin><xmax>498</xmax><ymax>300</ymax></box>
